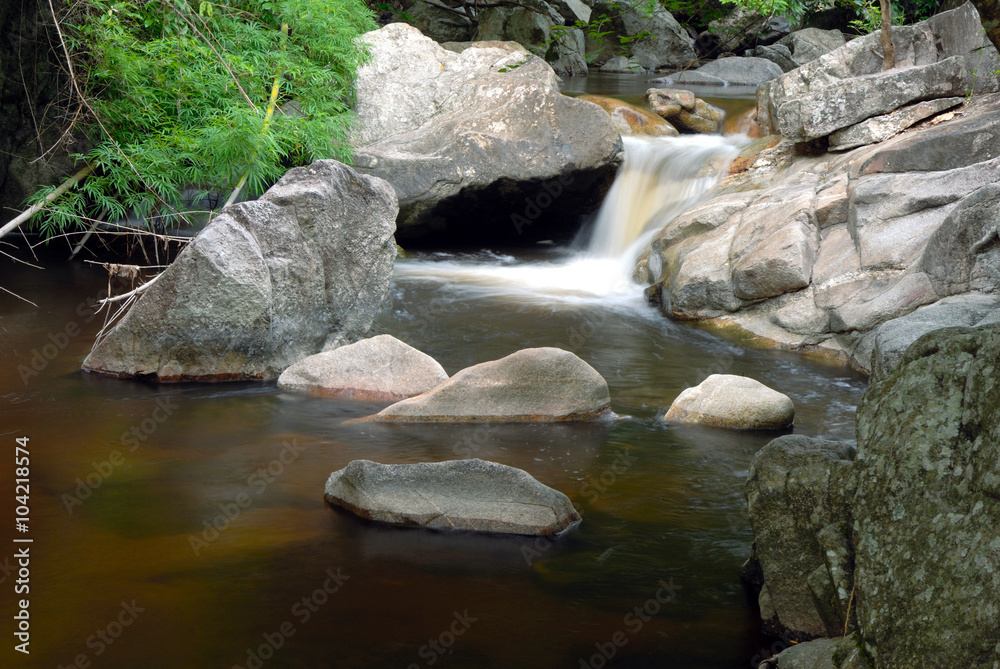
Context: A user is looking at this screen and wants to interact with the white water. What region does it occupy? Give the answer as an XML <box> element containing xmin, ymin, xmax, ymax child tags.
<box><xmin>395</xmin><ymin>134</ymin><xmax>744</xmax><ymax>306</ymax></box>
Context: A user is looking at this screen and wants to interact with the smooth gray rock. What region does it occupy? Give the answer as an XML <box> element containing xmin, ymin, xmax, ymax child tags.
<box><xmin>769</xmin><ymin>635</ymin><xmax>868</xmax><ymax>668</ymax></box>
<box><xmin>366</xmin><ymin>347</ymin><xmax>611</xmax><ymax>421</ymax></box>
<box><xmin>664</xmin><ymin>374</ymin><xmax>794</xmax><ymax>430</ymax></box>
<box><xmin>731</xmin><ymin>209</ymin><xmax>817</xmax><ymax>300</ymax></box>
<box><xmin>777</xmin><ymin>27</ymin><xmax>846</xmax><ymax>65</ymax></box>
<box><xmin>324</xmin><ymin>458</ymin><xmax>581</xmax><ymax>535</ymax></box>
<box><xmin>82</xmin><ymin>161</ymin><xmax>397</xmax><ymax>381</ymax></box>
<box><xmin>550</xmin><ymin>0</ymin><xmax>591</xmax><ymax>23</ymax></box>
<box><xmin>745</xmin><ymin>44</ymin><xmax>798</xmax><ymax>72</ymax></box>
<box><xmin>828</xmin><ymin>97</ymin><xmax>963</xmax><ymax>151</ymax></box>
<box><xmin>548</xmin><ymin>27</ymin><xmax>589</xmax><ymax>76</ymax></box>
<box><xmin>774</xmin><ymin>56</ymin><xmax>970</xmax><ymax>142</ymax></box>
<box><xmin>921</xmin><ymin>182</ymin><xmax>1000</xmax><ymax>296</ymax></box>
<box><xmin>853</xmin><ymin>324</ymin><xmax>1000</xmax><ymax>667</ymax></box>
<box><xmin>277</xmin><ymin>335</ymin><xmax>448</xmax><ymax>400</ymax></box>
<box><xmin>746</xmin><ymin>435</ymin><xmax>857</xmax><ymax>640</ymax></box>
<box><xmin>678</xmin><ymin>56</ymin><xmax>784</xmax><ymax>86</ymax></box>
<box><xmin>351</xmin><ymin>24</ymin><xmax>622</xmax><ymax>245</ymax></box>
<box><xmin>868</xmin><ymin>294</ymin><xmax>1000</xmax><ymax>382</ymax></box>
<box><xmin>599</xmin><ymin>55</ymin><xmax>643</xmax><ymax>73</ymax></box>
<box><xmin>644</xmin><ymin>91</ymin><xmax>725</xmax><ymax>133</ymax></box>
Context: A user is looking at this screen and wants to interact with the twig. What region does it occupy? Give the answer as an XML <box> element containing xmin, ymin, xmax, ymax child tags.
<box><xmin>0</xmin><ymin>285</ymin><xmax>39</xmax><ymax>308</ymax></box>
<box><xmin>97</xmin><ymin>272</ymin><xmax>162</xmax><ymax>306</ymax></box>
<box><xmin>68</xmin><ymin>209</ymin><xmax>106</xmax><ymax>259</ymax></box>
<box><xmin>843</xmin><ymin>584</ymin><xmax>856</xmax><ymax>636</ymax></box>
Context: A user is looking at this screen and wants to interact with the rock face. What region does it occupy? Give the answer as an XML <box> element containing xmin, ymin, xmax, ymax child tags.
<box><xmin>663</xmin><ymin>374</ymin><xmax>794</xmax><ymax>430</ymax></box>
<box><xmin>599</xmin><ymin>55</ymin><xmax>643</xmax><ymax>73</ymax></box>
<box><xmin>82</xmin><ymin>161</ymin><xmax>397</xmax><ymax>381</ymax></box>
<box><xmin>638</xmin><ymin>90</ymin><xmax>1000</xmax><ymax>374</ymax></box>
<box><xmin>776</xmin><ymin>27</ymin><xmax>846</xmax><ymax>66</ymax></box>
<box><xmin>828</xmin><ymin>97</ymin><xmax>963</xmax><ymax>151</ymax></box>
<box><xmin>746</xmin><ymin>436</ymin><xmax>856</xmax><ymax>640</ymax></box>
<box><xmin>324</xmin><ymin>458</ymin><xmax>581</xmax><ymax>535</ymax></box>
<box><xmin>585</xmin><ymin>0</ymin><xmax>696</xmax><ymax>70</ymax></box>
<box><xmin>407</xmin><ymin>1</ymin><xmax>473</xmax><ymax>43</ymax></box>
<box><xmin>578</xmin><ymin>95</ymin><xmax>679</xmax><ymax>136</ymax></box>
<box><xmin>646</xmin><ymin>88</ymin><xmax>725</xmax><ymax>133</ymax></box>
<box><xmin>758</xmin><ymin>3</ymin><xmax>1000</xmax><ymax>140</ymax></box>
<box><xmin>745</xmin><ymin>324</ymin><xmax>1000</xmax><ymax>667</ymax></box>
<box><xmin>473</xmin><ymin>0</ymin><xmax>588</xmax><ymax>76</ymax></box>
<box><xmin>365</xmin><ymin>347</ymin><xmax>611</xmax><ymax>422</ymax></box>
<box><xmin>654</xmin><ymin>56</ymin><xmax>783</xmax><ymax>86</ymax></box>
<box><xmin>708</xmin><ymin>8</ymin><xmax>790</xmax><ymax>53</ymax></box>
<box><xmin>745</xmin><ymin>44</ymin><xmax>798</xmax><ymax>73</ymax></box>
<box><xmin>351</xmin><ymin>24</ymin><xmax>623</xmax><ymax>245</ymax></box>
<box><xmin>276</xmin><ymin>335</ymin><xmax>448</xmax><ymax>401</ymax></box>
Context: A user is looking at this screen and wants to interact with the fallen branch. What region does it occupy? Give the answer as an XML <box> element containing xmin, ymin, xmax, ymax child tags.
<box><xmin>97</xmin><ymin>271</ymin><xmax>163</xmax><ymax>306</ymax></box>
<box><xmin>0</xmin><ymin>164</ymin><xmax>94</xmax><ymax>241</ymax></box>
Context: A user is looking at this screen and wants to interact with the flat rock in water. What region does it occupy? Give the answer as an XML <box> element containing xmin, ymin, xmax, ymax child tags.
<box><xmin>664</xmin><ymin>374</ymin><xmax>794</xmax><ymax>430</ymax></box>
<box><xmin>365</xmin><ymin>347</ymin><xmax>611</xmax><ymax>421</ymax></box>
<box><xmin>277</xmin><ymin>335</ymin><xmax>447</xmax><ymax>401</ymax></box>
<box><xmin>324</xmin><ymin>458</ymin><xmax>581</xmax><ymax>535</ymax></box>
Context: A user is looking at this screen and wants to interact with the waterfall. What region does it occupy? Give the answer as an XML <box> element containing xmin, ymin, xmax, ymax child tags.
<box><xmin>395</xmin><ymin>134</ymin><xmax>744</xmax><ymax>304</ymax></box>
<box><xmin>585</xmin><ymin>135</ymin><xmax>743</xmax><ymax>261</ymax></box>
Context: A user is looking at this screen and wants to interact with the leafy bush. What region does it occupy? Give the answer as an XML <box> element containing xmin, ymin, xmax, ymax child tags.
<box><xmin>31</xmin><ymin>0</ymin><xmax>377</xmax><ymax>237</ymax></box>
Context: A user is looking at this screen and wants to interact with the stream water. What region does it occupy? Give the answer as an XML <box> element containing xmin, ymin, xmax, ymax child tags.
<box><xmin>0</xmin><ymin>84</ymin><xmax>866</xmax><ymax>669</ymax></box>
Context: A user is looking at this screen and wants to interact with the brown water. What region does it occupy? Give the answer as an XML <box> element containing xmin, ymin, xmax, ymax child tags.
<box><xmin>0</xmin><ymin>245</ymin><xmax>865</xmax><ymax>669</ymax></box>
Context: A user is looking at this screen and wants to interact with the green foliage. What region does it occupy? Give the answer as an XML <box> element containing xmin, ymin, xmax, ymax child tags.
<box><xmin>32</xmin><ymin>0</ymin><xmax>377</xmax><ymax>238</ymax></box>
<box><xmin>846</xmin><ymin>0</ymin><xmax>905</xmax><ymax>34</ymax></box>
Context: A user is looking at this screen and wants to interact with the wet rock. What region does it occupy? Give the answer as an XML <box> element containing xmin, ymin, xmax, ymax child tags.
<box><xmin>828</xmin><ymin>97</ymin><xmax>963</xmax><ymax>151</ymax></box>
<box><xmin>776</xmin><ymin>28</ymin><xmax>845</xmax><ymax>65</ymax></box>
<box><xmin>324</xmin><ymin>458</ymin><xmax>581</xmax><ymax>535</ymax></box>
<box><xmin>578</xmin><ymin>95</ymin><xmax>678</xmax><ymax>136</ymax></box>
<box><xmin>82</xmin><ymin>161</ymin><xmax>397</xmax><ymax>381</ymax></box>
<box><xmin>351</xmin><ymin>24</ymin><xmax>622</xmax><ymax>245</ymax></box>
<box><xmin>746</xmin><ymin>435</ymin><xmax>857</xmax><ymax>640</ymax></box>
<box><xmin>365</xmin><ymin>347</ymin><xmax>611</xmax><ymax>422</ymax></box>
<box><xmin>277</xmin><ymin>335</ymin><xmax>448</xmax><ymax>401</ymax></box>
<box><xmin>645</xmin><ymin>89</ymin><xmax>725</xmax><ymax>133</ymax></box>
<box><xmin>663</xmin><ymin>374</ymin><xmax>794</xmax><ymax>430</ymax></box>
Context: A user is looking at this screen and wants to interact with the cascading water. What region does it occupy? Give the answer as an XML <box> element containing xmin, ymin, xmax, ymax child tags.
<box><xmin>394</xmin><ymin>133</ymin><xmax>744</xmax><ymax>303</ymax></box>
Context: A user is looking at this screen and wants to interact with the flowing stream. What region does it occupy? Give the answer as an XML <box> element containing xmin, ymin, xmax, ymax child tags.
<box><xmin>0</xmin><ymin>123</ymin><xmax>867</xmax><ymax>668</ymax></box>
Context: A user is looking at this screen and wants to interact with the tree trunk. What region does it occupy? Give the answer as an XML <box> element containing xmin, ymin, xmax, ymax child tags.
<box><xmin>970</xmin><ymin>0</ymin><xmax>1000</xmax><ymax>54</ymax></box>
<box><xmin>880</xmin><ymin>0</ymin><xmax>895</xmax><ymax>71</ymax></box>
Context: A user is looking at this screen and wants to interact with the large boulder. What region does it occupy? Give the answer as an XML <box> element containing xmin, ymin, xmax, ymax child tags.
<box><xmin>654</xmin><ymin>56</ymin><xmax>783</xmax><ymax>86</ymax></box>
<box><xmin>585</xmin><ymin>0</ymin><xmax>696</xmax><ymax>70</ymax></box>
<box><xmin>351</xmin><ymin>24</ymin><xmax>622</xmax><ymax>245</ymax></box>
<box><xmin>276</xmin><ymin>335</ymin><xmax>448</xmax><ymax>401</ymax></box>
<box><xmin>746</xmin><ymin>435</ymin><xmax>857</xmax><ymax>641</ymax></box>
<box><xmin>663</xmin><ymin>374</ymin><xmax>795</xmax><ymax>430</ymax></box>
<box><xmin>851</xmin><ymin>324</ymin><xmax>1000</xmax><ymax>667</ymax></box>
<box><xmin>827</xmin><ymin>97</ymin><xmax>963</xmax><ymax>151</ymax></box>
<box><xmin>364</xmin><ymin>347</ymin><xmax>611</xmax><ymax>421</ymax></box>
<box><xmin>745</xmin><ymin>43</ymin><xmax>798</xmax><ymax>73</ymax></box>
<box><xmin>324</xmin><ymin>458</ymin><xmax>581</xmax><ymax>535</ymax></box>
<box><xmin>82</xmin><ymin>161</ymin><xmax>397</xmax><ymax>381</ymax></box>
<box><xmin>757</xmin><ymin>3</ymin><xmax>1000</xmax><ymax>140</ymax></box>
<box><xmin>776</xmin><ymin>28</ymin><xmax>846</xmax><ymax>66</ymax></box>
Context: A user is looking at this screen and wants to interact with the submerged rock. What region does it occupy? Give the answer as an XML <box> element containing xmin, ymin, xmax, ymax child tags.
<box><xmin>655</xmin><ymin>56</ymin><xmax>783</xmax><ymax>86</ymax></box>
<box><xmin>578</xmin><ymin>95</ymin><xmax>679</xmax><ymax>136</ymax></box>
<box><xmin>663</xmin><ymin>374</ymin><xmax>794</xmax><ymax>430</ymax></box>
<box><xmin>365</xmin><ymin>347</ymin><xmax>611</xmax><ymax>422</ymax></box>
<box><xmin>82</xmin><ymin>161</ymin><xmax>397</xmax><ymax>381</ymax></box>
<box><xmin>351</xmin><ymin>23</ymin><xmax>621</xmax><ymax>245</ymax></box>
<box><xmin>277</xmin><ymin>335</ymin><xmax>447</xmax><ymax>401</ymax></box>
<box><xmin>324</xmin><ymin>458</ymin><xmax>581</xmax><ymax>535</ymax></box>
